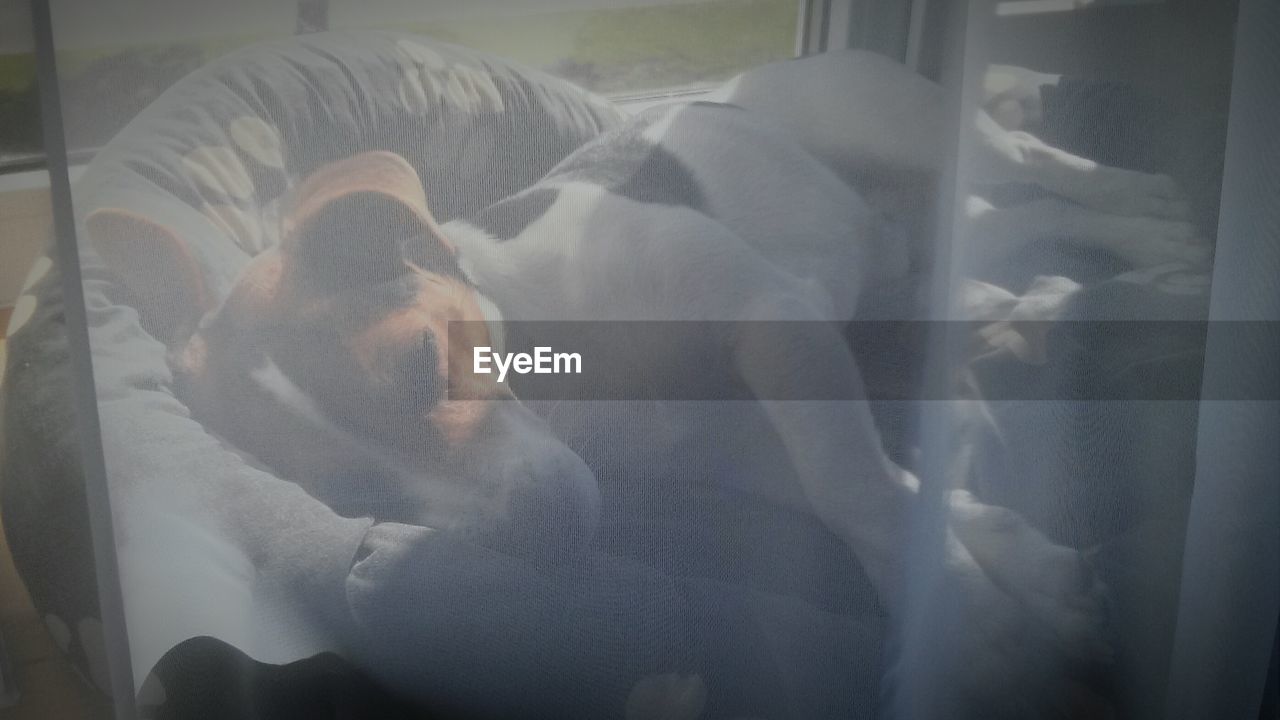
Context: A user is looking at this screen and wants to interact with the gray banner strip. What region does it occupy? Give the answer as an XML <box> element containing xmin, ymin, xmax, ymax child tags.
<box><xmin>449</xmin><ymin>320</ymin><xmax>1278</xmax><ymax>401</ymax></box>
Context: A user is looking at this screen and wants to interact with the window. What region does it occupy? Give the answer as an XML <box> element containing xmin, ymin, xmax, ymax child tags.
<box><xmin>996</xmin><ymin>0</ymin><xmax>1165</xmax><ymax>17</ymax></box>
<box><xmin>332</xmin><ymin>0</ymin><xmax>801</xmax><ymax>99</ymax></box>
<box><xmin>0</xmin><ymin>0</ymin><xmax>804</xmax><ymax>171</ymax></box>
<box><xmin>0</xmin><ymin>0</ymin><xmax>40</xmax><ymax>168</ymax></box>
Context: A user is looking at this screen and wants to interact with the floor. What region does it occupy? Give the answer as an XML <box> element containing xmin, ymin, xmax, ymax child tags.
<box><xmin>1</xmin><ymin>304</ymin><xmax>111</xmax><ymax>719</ymax></box>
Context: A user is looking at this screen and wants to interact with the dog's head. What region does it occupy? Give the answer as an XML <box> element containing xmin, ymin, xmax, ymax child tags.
<box><xmin>87</xmin><ymin>151</ymin><xmax>598</xmax><ymax>548</ymax></box>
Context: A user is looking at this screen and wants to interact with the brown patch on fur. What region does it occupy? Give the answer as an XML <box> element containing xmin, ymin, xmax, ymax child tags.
<box><xmin>85</xmin><ymin>208</ymin><xmax>211</xmax><ymax>346</ymax></box>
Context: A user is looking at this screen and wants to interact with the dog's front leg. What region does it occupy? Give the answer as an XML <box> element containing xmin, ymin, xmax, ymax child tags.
<box><xmin>731</xmin><ymin>294</ymin><xmax>917</xmax><ymax>598</ymax></box>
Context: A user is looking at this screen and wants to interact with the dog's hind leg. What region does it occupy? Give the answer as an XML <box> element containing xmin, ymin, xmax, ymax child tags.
<box><xmin>967</xmin><ymin>111</ymin><xmax>1193</xmax><ymax>222</ymax></box>
<box><xmin>729</xmin><ymin>288</ymin><xmax>1112</xmax><ymax>716</ymax></box>
<box><xmin>962</xmin><ymin>194</ymin><xmax>1211</xmax><ymax>270</ymax></box>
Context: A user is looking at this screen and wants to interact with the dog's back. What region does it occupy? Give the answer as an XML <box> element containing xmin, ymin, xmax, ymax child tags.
<box><xmin>466</xmin><ymin>99</ymin><xmax>909</xmax><ymax>324</ymax></box>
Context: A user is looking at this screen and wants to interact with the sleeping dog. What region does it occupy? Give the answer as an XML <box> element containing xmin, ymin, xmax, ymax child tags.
<box><xmin>88</xmin><ymin>50</ymin><xmax>1205</xmax><ymax>714</ymax></box>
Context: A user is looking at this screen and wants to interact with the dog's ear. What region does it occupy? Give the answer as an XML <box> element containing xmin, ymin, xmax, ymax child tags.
<box><xmin>281</xmin><ymin>151</ymin><xmax>454</xmax><ymax>289</ymax></box>
<box><xmin>85</xmin><ymin>207</ymin><xmax>211</xmax><ymax>346</ymax></box>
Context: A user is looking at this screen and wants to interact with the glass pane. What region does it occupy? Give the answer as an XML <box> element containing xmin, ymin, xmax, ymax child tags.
<box><xmin>330</xmin><ymin>0</ymin><xmax>800</xmax><ymax>96</ymax></box>
<box><xmin>11</xmin><ymin>0</ymin><xmax>1272</xmax><ymax>718</ymax></box>
<box><xmin>4</xmin><ymin>0</ymin><xmax>799</xmax><ymax>160</ymax></box>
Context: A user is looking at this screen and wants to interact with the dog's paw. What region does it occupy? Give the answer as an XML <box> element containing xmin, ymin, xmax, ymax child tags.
<box><xmin>891</xmin><ymin>492</ymin><xmax>1113</xmax><ymax>717</ymax></box>
<box><xmin>948</xmin><ymin>491</ymin><xmax>1112</xmax><ymax>663</ymax></box>
<box><xmin>1059</xmin><ymin>166</ymin><xmax>1193</xmax><ymax>222</ymax></box>
<box><xmin>1100</xmin><ymin>170</ymin><xmax>1187</xmax><ymax>221</ymax></box>
<box><xmin>1107</xmin><ymin>216</ymin><xmax>1212</xmax><ymax>269</ymax></box>
<box><xmin>1112</xmin><ymin>172</ymin><xmax>1193</xmax><ymax>221</ymax></box>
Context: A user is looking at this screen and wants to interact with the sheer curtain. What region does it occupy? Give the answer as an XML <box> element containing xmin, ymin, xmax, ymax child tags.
<box><xmin>15</xmin><ymin>0</ymin><xmax>1277</xmax><ymax>718</ymax></box>
<box><xmin>1163</xmin><ymin>0</ymin><xmax>1279</xmax><ymax>715</ymax></box>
